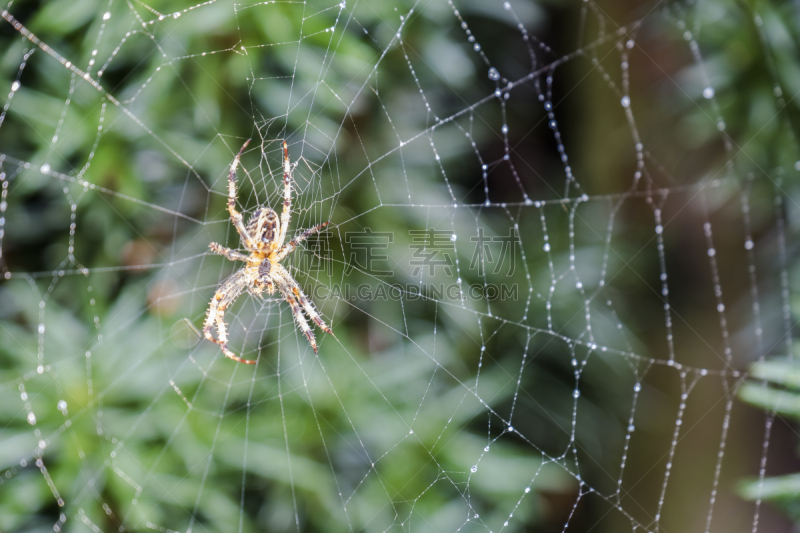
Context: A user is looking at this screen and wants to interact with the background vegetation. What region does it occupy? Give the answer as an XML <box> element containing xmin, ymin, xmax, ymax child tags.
<box><xmin>1</xmin><ymin>0</ymin><xmax>800</xmax><ymax>532</ymax></box>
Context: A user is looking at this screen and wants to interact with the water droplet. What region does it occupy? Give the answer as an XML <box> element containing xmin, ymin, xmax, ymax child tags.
<box><xmin>103</xmin><ymin>11</ymin><xmax>112</xmax><ymax>20</ymax></box>
<box><xmin>744</xmin><ymin>239</ymin><xmax>754</xmax><ymax>250</ymax></box>
<box><xmin>501</xmin><ymin>124</ymin><xmax>508</xmax><ymax>134</ymax></box>
<box><xmin>471</xmin><ymin>465</ymin><xmax>478</xmax><ymax>473</ymax></box>
<box><xmin>707</xmin><ymin>248</ymin><xmax>716</xmax><ymax>257</ymax></box>
<box><xmin>504</xmin><ymin>1</ymin><xmax>511</xmax><ymax>9</ymax></box>
<box><xmin>573</xmin><ymin>389</ymin><xmax>581</xmax><ymax>398</ymax></box>
<box><xmin>488</xmin><ymin>67</ymin><xmax>500</xmax><ymax>80</ymax></box>
<box><xmin>27</xmin><ymin>412</ymin><xmax>37</xmax><ymax>424</ymax></box>
<box><xmin>40</xmin><ymin>164</ymin><xmax>50</xmax><ymax>174</ymax></box>
<box><xmin>10</xmin><ymin>81</ymin><xmax>20</xmax><ymax>92</ymax></box>
<box><xmin>57</xmin><ymin>400</ymin><xmax>67</xmax><ymax>412</ymax></box>
<box><xmin>548</xmin><ymin>120</ymin><xmax>557</xmax><ymax>129</ymax></box>
<box><xmin>620</xmin><ymin>96</ymin><xmax>630</xmax><ymax>107</ymax></box>
<box><xmin>450</xmin><ymin>233</ymin><xmax>457</xmax><ymax>242</ymax></box>
<box><xmin>543</xmin><ymin>243</ymin><xmax>550</xmax><ymax>252</ymax></box>
<box><xmin>703</xmin><ymin>87</ymin><xmax>715</xmax><ymax>99</ymax></box>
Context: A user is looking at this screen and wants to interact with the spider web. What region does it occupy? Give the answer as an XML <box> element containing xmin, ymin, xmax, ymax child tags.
<box><xmin>0</xmin><ymin>0</ymin><xmax>794</xmax><ymax>532</ymax></box>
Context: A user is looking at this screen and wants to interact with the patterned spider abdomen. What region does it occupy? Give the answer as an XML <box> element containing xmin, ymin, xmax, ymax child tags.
<box><xmin>246</xmin><ymin>208</ymin><xmax>280</xmax><ymax>246</ymax></box>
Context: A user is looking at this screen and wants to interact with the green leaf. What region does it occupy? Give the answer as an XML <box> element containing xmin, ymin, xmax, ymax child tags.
<box><xmin>738</xmin><ymin>382</ymin><xmax>800</xmax><ymax>419</ymax></box>
<box><xmin>750</xmin><ymin>360</ymin><xmax>800</xmax><ymax>389</ymax></box>
<box><xmin>740</xmin><ymin>472</ymin><xmax>800</xmax><ymax>501</ymax></box>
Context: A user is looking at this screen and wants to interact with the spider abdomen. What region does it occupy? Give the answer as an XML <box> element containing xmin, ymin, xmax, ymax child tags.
<box><xmin>246</xmin><ymin>208</ymin><xmax>280</xmax><ymax>247</ymax></box>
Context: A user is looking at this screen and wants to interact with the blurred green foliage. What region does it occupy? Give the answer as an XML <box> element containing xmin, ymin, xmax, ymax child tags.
<box><xmin>2</xmin><ymin>0</ymin><xmax>800</xmax><ymax>532</ymax></box>
<box><xmin>0</xmin><ymin>1</ymin><xmax>583</xmax><ymax>531</ymax></box>
<box><xmin>740</xmin><ymin>361</ymin><xmax>800</xmax><ymax>523</ymax></box>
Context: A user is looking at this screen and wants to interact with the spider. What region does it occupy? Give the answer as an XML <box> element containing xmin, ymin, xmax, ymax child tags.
<box><xmin>204</xmin><ymin>139</ymin><xmax>332</xmax><ymax>364</ymax></box>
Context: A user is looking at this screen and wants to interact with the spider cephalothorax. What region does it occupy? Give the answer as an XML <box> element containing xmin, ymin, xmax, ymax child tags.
<box><xmin>204</xmin><ymin>140</ymin><xmax>332</xmax><ymax>364</ymax></box>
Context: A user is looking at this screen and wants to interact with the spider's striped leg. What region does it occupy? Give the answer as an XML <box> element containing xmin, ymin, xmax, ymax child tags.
<box><xmin>296</xmin><ymin>286</ymin><xmax>333</xmax><ymax>335</ymax></box>
<box><xmin>275</xmin><ymin>221</ymin><xmax>329</xmax><ymax>261</ymax></box>
<box><xmin>277</xmin><ymin>141</ymin><xmax>293</xmax><ymax>247</ymax></box>
<box><xmin>227</xmin><ymin>139</ymin><xmax>257</xmax><ymax>250</ymax></box>
<box><xmin>209</xmin><ymin>242</ymin><xmax>249</xmax><ymax>262</ymax></box>
<box><xmin>279</xmin><ymin>282</ymin><xmax>318</xmax><ymax>353</ymax></box>
<box><xmin>276</xmin><ymin>266</ymin><xmax>333</xmax><ymax>336</ymax></box>
<box><xmin>204</xmin><ymin>271</ymin><xmax>246</xmax><ymax>343</ymax></box>
<box><xmin>204</xmin><ymin>270</ymin><xmax>257</xmax><ymax>364</ymax></box>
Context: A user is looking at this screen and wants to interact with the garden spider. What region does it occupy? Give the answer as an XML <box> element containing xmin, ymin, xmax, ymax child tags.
<box><xmin>204</xmin><ymin>139</ymin><xmax>332</xmax><ymax>364</ymax></box>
